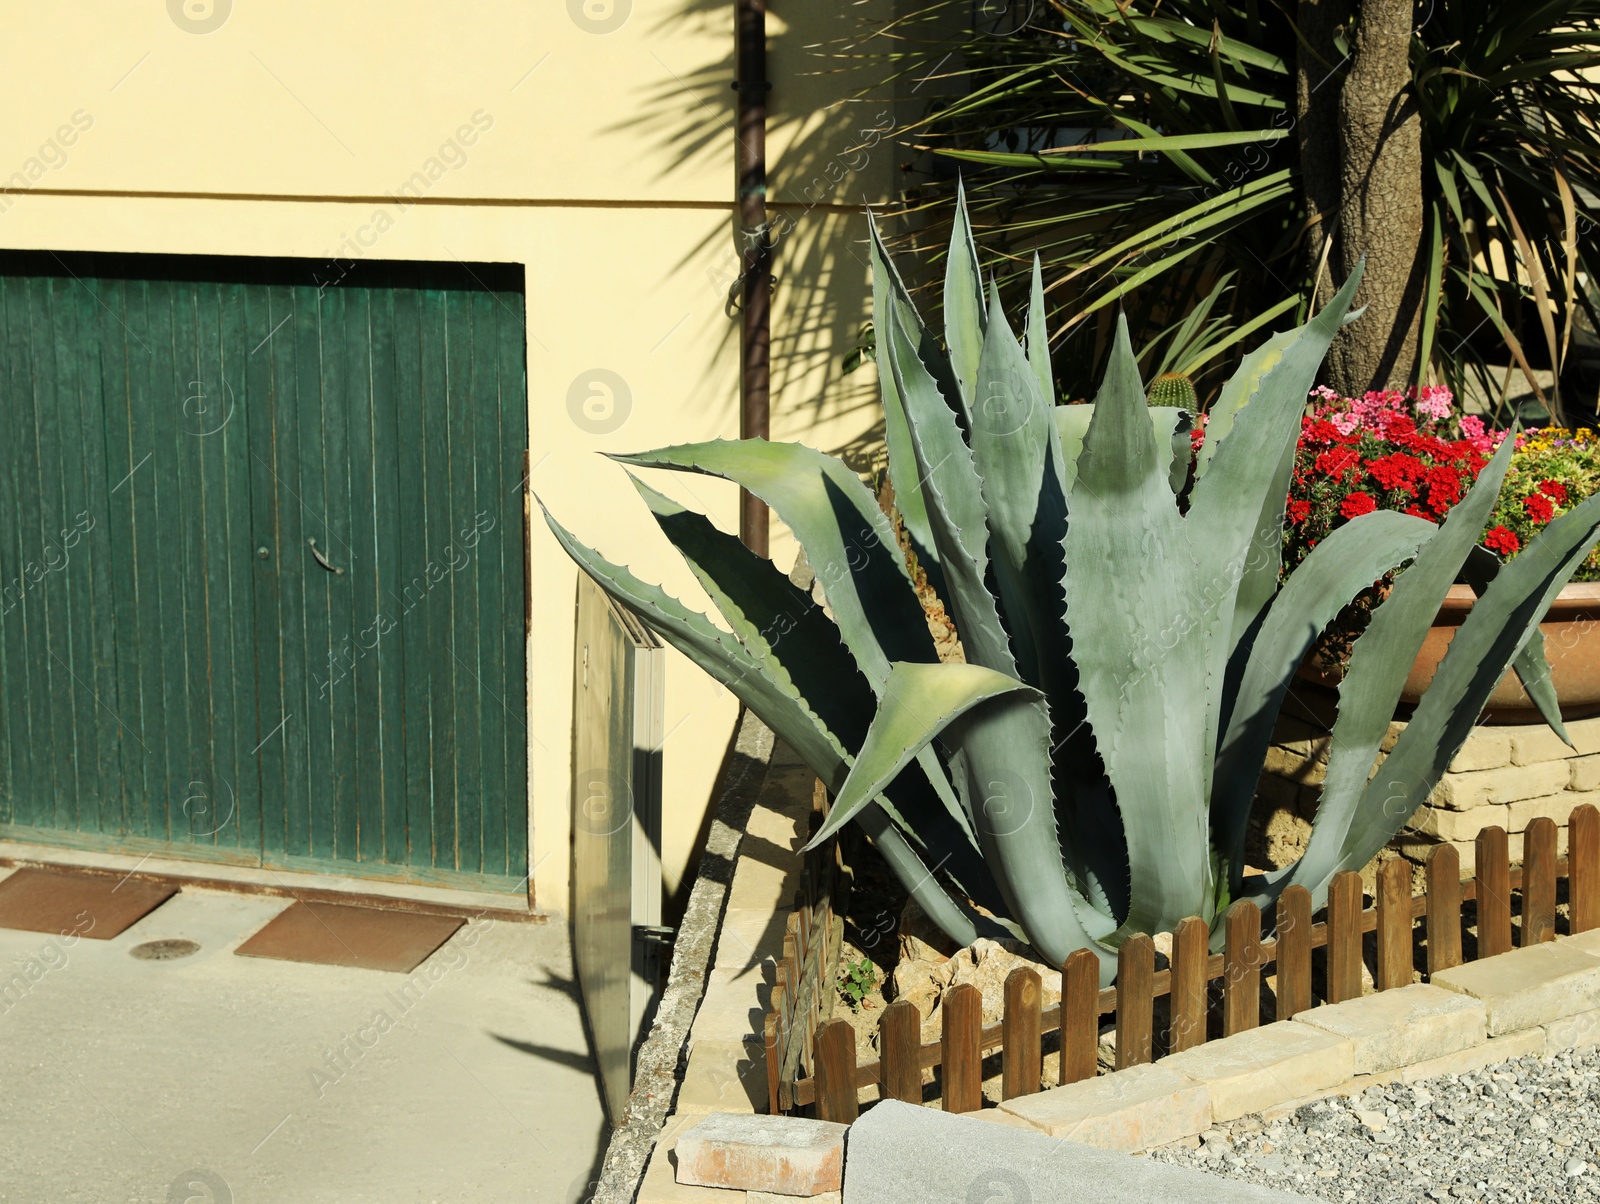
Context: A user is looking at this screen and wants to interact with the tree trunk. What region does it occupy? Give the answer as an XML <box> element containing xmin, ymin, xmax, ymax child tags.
<box><xmin>1296</xmin><ymin>0</ymin><xmax>1352</xmax><ymax>306</ymax></box>
<box><xmin>1323</xmin><ymin>0</ymin><xmax>1426</xmax><ymax>395</ymax></box>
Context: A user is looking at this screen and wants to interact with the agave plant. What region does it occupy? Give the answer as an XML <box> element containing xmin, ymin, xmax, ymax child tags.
<box><xmin>543</xmin><ymin>196</ymin><xmax>1600</xmax><ymax>984</ymax></box>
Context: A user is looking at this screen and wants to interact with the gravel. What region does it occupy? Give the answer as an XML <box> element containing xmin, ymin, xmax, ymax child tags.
<box><xmin>1149</xmin><ymin>1046</ymin><xmax>1600</xmax><ymax>1203</ymax></box>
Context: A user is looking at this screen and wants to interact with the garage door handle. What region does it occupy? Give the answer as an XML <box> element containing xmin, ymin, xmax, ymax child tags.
<box><xmin>307</xmin><ymin>538</ymin><xmax>345</xmax><ymax>576</ymax></box>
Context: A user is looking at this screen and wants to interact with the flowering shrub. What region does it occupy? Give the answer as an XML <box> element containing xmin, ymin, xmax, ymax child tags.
<box><xmin>1280</xmin><ymin>387</ymin><xmax>1600</xmax><ymax>584</ymax></box>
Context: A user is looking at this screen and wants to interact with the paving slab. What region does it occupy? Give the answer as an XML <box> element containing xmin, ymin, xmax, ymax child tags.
<box><xmin>1432</xmin><ymin>939</ymin><xmax>1600</xmax><ymax>1034</ymax></box>
<box><xmin>1159</xmin><ymin>1021</ymin><xmax>1355</xmax><ymax>1122</ymax></box>
<box><xmin>1291</xmin><ymin>983</ymin><xmax>1486</xmax><ymax>1073</ymax></box>
<box><xmin>0</xmin><ymin>876</ymin><xmax>606</xmax><ymax>1204</ymax></box>
<box><xmin>675</xmin><ymin>1112</ymin><xmax>844</xmax><ymax>1195</ymax></box>
<box><xmin>843</xmin><ymin>1100</ymin><xmax>1327</xmax><ymax>1204</ymax></box>
<box><xmin>995</xmin><ymin>1061</ymin><xmax>1211</xmax><ymax>1151</ymax></box>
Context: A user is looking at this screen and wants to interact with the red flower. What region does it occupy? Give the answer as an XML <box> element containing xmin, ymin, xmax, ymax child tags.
<box><xmin>1484</xmin><ymin>526</ymin><xmax>1521</xmax><ymax>556</ymax></box>
<box><xmin>1540</xmin><ymin>479</ymin><xmax>1569</xmax><ymax>504</ymax></box>
<box><xmin>1404</xmin><ymin>504</ymin><xmax>1433</xmax><ymax>520</ymax></box>
<box><xmin>1287</xmin><ymin>499</ymin><xmax>1312</xmax><ymax>524</ymax></box>
<box><xmin>1340</xmin><ymin>492</ymin><xmax>1377</xmax><ymax>519</ymax></box>
<box><xmin>1315</xmin><ymin>447</ymin><xmax>1361</xmax><ymax>479</ymax></box>
<box><xmin>1367</xmin><ymin>453</ymin><xmax>1425</xmax><ymax>495</ymax></box>
<box><xmin>1524</xmin><ymin>494</ymin><xmax>1556</xmax><ymax>524</ymax></box>
<box><xmin>1424</xmin><ymin>464</ymin><xmax>1463</xmax><ymax>513</ymax></box>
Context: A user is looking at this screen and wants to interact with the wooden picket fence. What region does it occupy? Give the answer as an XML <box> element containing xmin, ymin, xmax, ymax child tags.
<box><xmin>763</xmin><ymin>803</ymin><xmax>1600</xmax><ymax>1122</ymax></box>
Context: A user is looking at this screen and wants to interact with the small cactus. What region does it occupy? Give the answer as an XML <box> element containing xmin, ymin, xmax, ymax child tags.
<box><xmin>1147</xmin><ymin>371</ymin><xmax>1198</xmax><ymax>409</ymax></box>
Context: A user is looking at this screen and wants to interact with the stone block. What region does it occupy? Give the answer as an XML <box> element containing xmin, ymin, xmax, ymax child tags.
<box><xmin>675</xmin><ymin>1112</ymin><xmax>845</xmax><ymax>1196</ymax></box>
<box><xmin>1292</xmin><ymin>984</ymin><xmax>1486</xmax><ymax>1073</ymax></box>
<box><xmin>1570</xmin><ymin>717</ymin><xmax>1600</xmax><ymax>756</ymax></box>
<box><xmin>1382</xmin><ymin>720</ymin><xmax>1407</xmax><ymax>753</ymax></box>
<box><xmin>689</xmin><ymin>965</ymin><xmax>774</xmax><ymax>1047</ymax></box>
<box><xmin>1406</xmin><ymin>802</ymin><xmax>1508</xmax><ymax>842</ymax></box>
<box><xmin>1398</xmin><ymin>1027</ymin><xmax>1546</xmax><ymax>1082</ymax></box>
<box><xmin>726</xmin><ymin>835</ymin><xmax>801</xmax><ymax>913</ymax></box>
<box><xmin>752</xmin><ymin>1194</ymin><xmax>838</xmax><ymax>1204</ymax></box>
<box><xmin>1255</xmin><ymin>773</ymin><xmax>1301</xmax><ymax>810</ymax></box>
<box><xmin>676</xmin><ymin>1038</ymin><xmax>768</xmax><ymax>1114</ymax></box>
<box><xmin>1263</xmin><ymin>746</ymin><xmax>1325</xmax><ymax>785</ymax></box>
<box><xmin>1432</xmin><ymin>939</ymin><xmax>1600</xmax><ymax>1035</ymax></box>
<box><xmin>1432</xmin><ymin>761</ymin><xmax>1570</xmax><ymax>810</ymax></box>
<box><xmin>996</xmin><ymin>1062</ymin><xmax>1210</xmax><ymax>1152</ymax></box>
<box><xmin>1544</xmin><ymin>1006</ymin><xmax>1600</xmax><ymax>1053</ymax></box>
<box><xmin>1451</xmin><ymin>729</ymin><xmax>1513</xmax><ymax>773</ymax></box>
<box><xmin>1157</xmin><ymin>1021</ymin><xmax>1355</xmax><ymax>1122</ymax></box>
<box><xmin>1512</xmin><ymin>726</ymin><xmax>1583</xmax><ymax>767</ymax></box>
<box><xmin>843</xmin><ymin>1099</ymin><xmax>1324</xmax><ymax>1204</ymax></box>
<box><xmin>640</xmin><ymin>1113</ymin><xmax>750</xmax><ymax>1204</ymax></box>
<box><xmin>1507</xmin><ymin>792</ymin><xmax>1589</xmax><ymax>836</ymax></box>
<box><xmin>1574</xmin><ymin>756</ymin><xmax>1600</xmax><ymax>792</ymax></box>
<box><xmin>714</xmin><ymin>907</ymin><xmax>787</xmax><ymax>974</ymax></box>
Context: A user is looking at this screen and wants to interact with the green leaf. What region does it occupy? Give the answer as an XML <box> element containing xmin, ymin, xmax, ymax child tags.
<box><xmin>1458</xmin><ymin>545</ymin><xmax>1570</xmax><ymax>744</ymax></box>
<box><xmin>945</xmin><ymin>179</ymin><xmax>988</xmax><ymax>414</ymax></box>
<box><xmin>806</xmin><ymin>661</ymin><xmax>1036</xmax><ymax>847</ymax></box>
<box><xmin>612</xmin><ymin>439</ymin><xmax>936</xmax><ymax>689</ymax></box>
<box><xmin>1025</xmin><ymin>252</ymin><xmax>1055</xmax><ymax>407</ymax></box>
<box><xmin>1212</xmin><ymin>510</ymin><xmax>1437</xmax><ymax>887</ymax></box>
<box><xmin>1064</xmin><ymin>316</ymin><xmax>1213</xmax><ymax>934</ymax></box>
<box><xmin>1056</xmin><ymin>405</ymin><xmax>1193</xmax><ymax>496</ymax></box>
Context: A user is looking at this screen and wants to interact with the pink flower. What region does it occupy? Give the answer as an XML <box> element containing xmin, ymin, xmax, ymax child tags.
<box><xmin>1459</xmin><ymin>415</ymin><xmax>1485</xmax><ymax>440</ymax></box>
<box><xmin>1414</xmin><ymin>385</ymin><xmax>1454</xmax><ymax>421</ymax></box>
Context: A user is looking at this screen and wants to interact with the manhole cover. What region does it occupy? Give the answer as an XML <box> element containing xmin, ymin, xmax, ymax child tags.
<box><xmin>130</xmin><ymin>939</ymin><xmax>200</xmax><ymax>961</ymax></box>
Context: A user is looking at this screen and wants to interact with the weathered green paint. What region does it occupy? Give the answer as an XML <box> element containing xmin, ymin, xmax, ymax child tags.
<box><xmin>0</xmin><ymin>253</ymin><xmax>529</xmax><ymax>889</ymax></box>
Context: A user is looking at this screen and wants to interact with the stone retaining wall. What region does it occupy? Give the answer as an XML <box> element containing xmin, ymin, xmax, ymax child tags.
<box><xmin>1255</xmin><ymin>702</ymin><xmax>1600</xmax><ymax>883</ymax></box>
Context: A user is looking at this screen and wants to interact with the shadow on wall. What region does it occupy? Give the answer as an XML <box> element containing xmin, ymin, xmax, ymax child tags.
<box><xmin>613</xmin><ymin>0</ymin><xmax>943</xmax><ymax>471</ymax></box>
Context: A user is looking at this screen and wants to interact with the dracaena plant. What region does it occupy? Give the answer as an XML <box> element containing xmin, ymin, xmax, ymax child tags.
<box><xmin>542</xmin><ymin>192</ymin><xmax>1600</xmax><ymax>985</ymax></box>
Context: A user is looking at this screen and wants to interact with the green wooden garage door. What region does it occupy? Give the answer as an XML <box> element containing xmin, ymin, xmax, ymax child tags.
<box><xmin>0</xmin><ymin>252</ymin><xmax>528</xmax><ymax>892</ymax></box>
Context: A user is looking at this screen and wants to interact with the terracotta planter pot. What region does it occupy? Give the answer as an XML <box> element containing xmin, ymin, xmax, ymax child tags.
<box><xmin>1301</xmin><ymin>581</ymin><xmax>1600</xmax><ymax>723</ymax></box>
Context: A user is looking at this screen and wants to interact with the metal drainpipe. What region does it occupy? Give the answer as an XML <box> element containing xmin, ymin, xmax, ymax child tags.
<box><xmin>734</xmin><ymin>0</ymin><xmax>771</xmax><ymax>556</ymax></box>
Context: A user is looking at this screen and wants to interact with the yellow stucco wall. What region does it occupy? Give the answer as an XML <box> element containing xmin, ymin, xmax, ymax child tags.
<box><xmin>0</xmin><ymin>1</ymin><xmax>898</xmax><ymax>910</ymax></box>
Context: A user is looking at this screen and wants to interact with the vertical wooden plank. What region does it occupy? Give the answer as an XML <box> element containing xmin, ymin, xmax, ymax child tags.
<box><xmin>1002</xmin><ymin>966</ymin><xmax>1042</xmax><ymax>1099</ymax></box>
<box><xmin>812</xmin><ymin>1018</ymin><xmax>858</xmax><ymax>1124</ymax></box>
<box><xmin>1169</xmin><ymin>916</ymin><xmax>1209</xmax><ymax>1051</ymax></box>
<box><xmin>1326</xmin><ymin>870</ymin><xmax>1365</xmax><ymax>1004</ymax></box>
<box><xmin>1426</xmin><ymin>843</ymin><xmax>1463</xmax><ymax>974</ymax></box>
<box><xmin>317</xmin><ymin>281</ymin><xmax>357</xmax><ymax>865</ymax></box>
<box><xmin>764</xmin><ymin>1008</ymin><xmax>782</xmax><ymax>1115</ymax></box>
<box><xmin>1275</xmin><ymin>885</ymin><xmax>1313</xmax><ymax>1020</ymax></box>
<box><xmin>1572</xmin><ymin>804</ymin><xmax>1600</xmax><ymax>934</ymax></box>
<box><xmin>1523</xmin><ymin>816</ymin><xmax>1558</xmax><ymax>945</ymax></box>
<box><xmin>1115</xmin><ymin>933</ymin><xmax>1154</xmax><ymax>1069</ymax></box>
<box><xmin>1224</xmin><ymin>900</ymin><xmax>1262</xmax><ymax>1036</ymax></box>
<box><xmin>497</xmin><ymin>283</ymin><xmax>530</xmax><ymax>884</ymax></box>
<box><xmin>1476</xmin><ymin>825</ymin><xmax>1513</xmax><ymax>958</ymax></box>
<box><xmin>1060</xmin><ymin>948</ymin><xmax>1098</xmax><ymax>1085</ymax></box>
<box><xmin>420</xmin><ymin>284</ymin><xmax>458</xmax><ymax>873</ymax></box>
<box><xmin>940</xmin><ymin>982</ymin><xmax>983</xmax><ymax>1116</ymax></box>
<box><xmin>1375</xmin><ymin>857</ymin><xmax>1413</xmax><ymax>989</ymax></box>
<box><xmin>879</xmin><ymin>998</ymin><xmax>923</xmax><ymax>1104</ymax></box>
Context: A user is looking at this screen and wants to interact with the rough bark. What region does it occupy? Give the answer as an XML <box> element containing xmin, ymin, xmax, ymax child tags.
<box><xmin>1324</xmin><ymin>0</ymin><xmax>1426</xmax><ymax>394</ymax></box>
<box><xmin>1296</xmin><ymin>0</ymin><xmax>1353</xmax><ymax>306</ymax></box>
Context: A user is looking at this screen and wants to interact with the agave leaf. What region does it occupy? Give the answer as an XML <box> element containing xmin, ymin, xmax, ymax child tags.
<box><xmin>944</xmin><ymin>179</ymin><xmax>988</xmax><ymax>415</ymax></box>
<box><xmin>630</xmin><ymin>475</ymin><xmax>982</xmax><ymax>856</ymax></box>
<box><xmin>1212</xmin><ymin>510</ymin><xmax>1437</xmax><ymax>887</ymax></box>
<box><xmin>969</xmin><ymin>284</ymin><xmax>1069</xmax><ymax>692</ymax></box>
<box><xmin>1025</xmin><ymin>252</ymin><xmax>1056</xmax><ymax>407</ymax></box>
<box><xmin>806</xmin><ymin>661</ymin><xmax>1036</xmax><ymax>847</ymax></box>
<box><xmin>1064</xmin><ymin>315</ymin><xmax>1213</xmax><ymax>934</ymax></box>
<box><xmin>540</xmin><ymin>500</ymin><xmax>992</xmax><ymax>946</ymax></box>
<box><xmin>1459</xmin><ymin>544</ymin><xmax>1570</xmax><ymax>744</ymax></box>
<box><xmin>612</xmin><ymin>440</ymin><xmax>936</xmax><ymax>687</ymax></box>
<box><xmin>872</xmin><ymin>285</ymin><xmax>946</xmax><ymax>602</ymax></box>
<box><xmin>871</xmin><ymin>221</ymin><xmax>1016</xmax><ymax>676</ymax></box>
<box><xmin>1187</xmin><ymin>268</ymin><xmax>1365</xmax><ymax>780</ymax></box>
<box><xmin>1330</xmin><ymin>491</ymin><xmax>1600</xmax><ymax>881</ymax></box>
<box><xmin>1288</xmin><ymin>431</ymin><xmax>1520</xmax><ymax>903</ymax></box>
<box><xmin>1056</xmin><ymin>405</ymin><xmax>1193</xmax><ymax>496</ymax></box>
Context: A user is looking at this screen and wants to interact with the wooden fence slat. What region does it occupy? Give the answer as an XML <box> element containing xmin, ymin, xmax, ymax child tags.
<box><xmin>813</xmin><ymin>1018</ymin><xmax>858</xmax><ymax>1123</ymax></box>
<box><xmin>1426</xmin><ymin>843</ymin><xmax>1463</xmax><ymax>975</ymax></box>
<box><xmin>1524</xmin><ymin>816</ymin><xmax>1558</xmax><ymax>945</ymax></box>
<box><xmin>1002</xmin><ymin>966</ymin><xmax>1043</xmax><ymax>1100</ymax></box>
<box><xmin>940</xmin><ymin>982</ymin><xmax>984</xmax><ymax>1116</ymax></box>
<box><xmin>1223</xmin><ymin>900</ymin><xmax>1261</xmax><ymax>1036</ymax></box>
<box><xmin>1477</xmin><ymin>826</ymin><xmax>1513</xmax><ymax>958</ymax></box>
<box><xmin>1376</xmin><ymin>857</ymin><xmax>1413</xmax><ymax>990</ymax></box>
<box><xmin>1169</xmin><ymin>915</ymin><xmax>1210</xmax><ymax>1051</ymax></box>
<box><xmin>765</xmin><ymin>1007</ymin><xmax>782</xmax><ymax>1115</ymax></box>
<box><xmin>1275</xmin><ymin>885</ymin><xmax>1313</xmax><ymax>1019</ymax></box>
<box><xmin>1574</xmin><ymin>804</ymin><xmax>1600</xmax><ymax>934</ymax></box>
<box><xmin>879</xmin><ymin>999</ymin><xmax>923</xmax><ymax>1104</ymax></box>
<box><xmin>1116</xmin><ymin>934</ymin><xmax>1155</xmax><ymax>1069</ymax></box>
<box><xmin>1327</xmin><ymin>871</ymin><xmax>1364</xmax><ymax>1004</ymax></box>
<box><xmin>1061</xmin><ymin>949</ymin><xmax>1099</xmax><ymax>1085</ymax></box>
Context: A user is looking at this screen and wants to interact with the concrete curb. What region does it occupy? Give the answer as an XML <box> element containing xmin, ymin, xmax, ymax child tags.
<box><xmin>591</xmin><ymin>709</ymin><xmax>777</xmax><ymax>1204</ymax></box>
